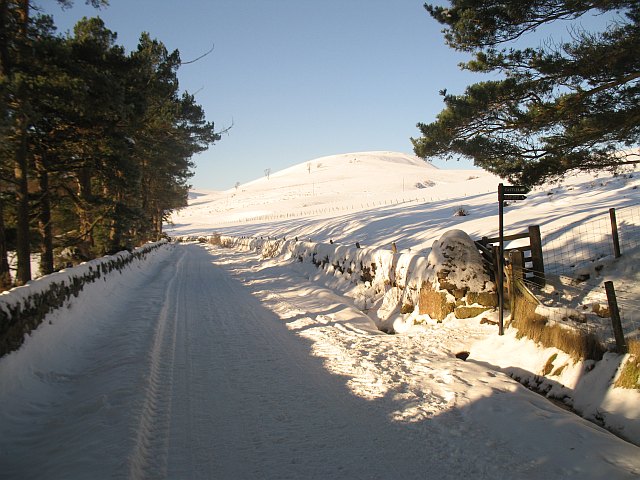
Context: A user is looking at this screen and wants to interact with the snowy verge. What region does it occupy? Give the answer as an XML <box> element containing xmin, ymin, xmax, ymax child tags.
<box><xmin>472</xmin><ymin>328</ymin><xmax>640</xmax><ymax>446</ymax></box>
<box><xmin>178</xmin><ymin>231</ymin><xmax>496</xmax><ymax>332</ymax></box>
<box><xmin>0</xmin><ymin>240</ymin><xmax>170</xmax><ymax>357</ymax></box>
<box><xmin>188</xmin><ymin>234</ymin><xmax>640</xmax><ymax>446</ymax></box>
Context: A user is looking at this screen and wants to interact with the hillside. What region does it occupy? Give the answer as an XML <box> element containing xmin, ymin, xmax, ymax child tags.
<box><xmin>168</xmin><ymin>151</ymin><xmax>640</xmax><ymax>253</ymax></box>
<box><xmin>170</xmin><ymin>151</ymin><xmax>478</xmax><ymax>238</ymax></box>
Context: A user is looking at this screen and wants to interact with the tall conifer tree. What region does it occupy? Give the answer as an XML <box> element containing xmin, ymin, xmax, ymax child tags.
<box><xmin>413</xmin><ymin>1</ymin><xmax>640</xmax><ymax>186</ymax></box>
<box><xmin>0</xmin><ymin>0</ymin><xmax>107</xmax><ymax>285</ymax></box>
<box><xmin>1</xmin><ymin>0</ymin><xmax>221</xmax><ymax>287</ymax></box>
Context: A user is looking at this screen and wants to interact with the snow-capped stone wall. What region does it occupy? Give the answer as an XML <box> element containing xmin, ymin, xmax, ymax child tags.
<box><xmin>420</xmin><ymin>229</ymin><xmax>498</xmax><ymax>321</ymax></box>
<box><xmin>0</xmin><ymin>240</ymin><xmax>169</xmax><ymax>357</ymax></box>
<box><xmin>192</xmin><ymin>229</ymin><xmax>497</xmax><ymax>330</ymax></box>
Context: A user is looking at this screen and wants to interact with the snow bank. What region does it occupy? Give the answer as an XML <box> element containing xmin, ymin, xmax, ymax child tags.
<box><xmin>189</xmin><ymin>230</ymin><xmax>496</xmax><ymax>332</ymax></box>
<box><xmin>185</xmin><ymin>232</ymin><xmax>640</xmax><ymax>445</ymax></box>
<box><xmin>428</xmin><ymin>229</ymin><xmax>492</xmax><ymax>293</ymax></box>
<box><xmin>472</xmin><ymin>329</ymin><xmax>640</xmax><ymax>446</ymax></box>
<box><xmin>0</xmin><ymin>240</ymin><xmax>170</xmax><ymax>357</ymax></box>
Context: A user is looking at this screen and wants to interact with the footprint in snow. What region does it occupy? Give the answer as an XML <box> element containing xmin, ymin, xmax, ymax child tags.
<box><xmin>315</xmin><ymin>314</ymin><xmax>334</xmax><ymax>325</ymax></box>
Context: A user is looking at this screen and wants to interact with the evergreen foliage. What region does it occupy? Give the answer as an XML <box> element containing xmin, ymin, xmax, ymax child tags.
<box><xmin>0</xmin><ymin>1</ymin><xmax>221</xmax><ymax>287</ymax></box>
<box><xmin>412</xmin><ymin>0</ymin><xmax>640</xmax><ymax>187</ymax></box>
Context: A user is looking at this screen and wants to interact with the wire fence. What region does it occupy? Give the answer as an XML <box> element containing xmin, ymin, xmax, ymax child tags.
<box><xmin>610</xmin><ymin>281</ymin><xmax>640</xmax><ymax>346</ymax></box>
<box><xmin>508</xmin><ymin>206</ymin><xmax>640</xmax><ymax>348</ymax></box>
<box><xmin>542</xmin><ymin>206</ymin><xmax>640</xmax><ymax>277</ymax></box>
<box><xmin>617</xmin><ymin>206</ymin><xmax>640</xmax><ymax>251</ymax></box>
<box><xmin>207</xmin><ymin>191</ymin><xmax>492</xmax><ymax>226</ymax></box>
<box><xmin>518</xmin><ymin>271</ymin><xmax>639</xmax><ymax>350</ymax></box>
<box><xmin>213</xmin><ymin>196</ymin><xmax>430</xmax><ymax>225</ymax></box>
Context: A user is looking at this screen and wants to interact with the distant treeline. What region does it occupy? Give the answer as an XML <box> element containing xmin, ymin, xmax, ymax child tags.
<box><xmin>0</xmin><ymin>1</ymin><xmax>221</xmax><ymax>288</ymax></box>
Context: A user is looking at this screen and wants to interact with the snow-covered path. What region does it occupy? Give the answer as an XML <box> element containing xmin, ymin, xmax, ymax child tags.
<box><xmin>1</xmin><ymin>243</ymin><xmax>639</xmax><ymax>479</ymax></box>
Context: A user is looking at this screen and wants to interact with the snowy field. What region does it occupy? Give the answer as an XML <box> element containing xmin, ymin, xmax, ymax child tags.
<box><xmin>169</xmin><ymin>151</ymin><xmax>640</xmax><ymax>255</ymax></box>
<box><xmin>1</xmin><ymin>151</ymin><xmax>639</xmax><ymax>478</ymax></box>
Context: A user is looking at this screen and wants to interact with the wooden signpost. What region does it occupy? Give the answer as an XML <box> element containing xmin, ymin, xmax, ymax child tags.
<box><xmin>497</xmin><ymin>183</ymin><xmax>530</xmax><ymax>335</ymax></box>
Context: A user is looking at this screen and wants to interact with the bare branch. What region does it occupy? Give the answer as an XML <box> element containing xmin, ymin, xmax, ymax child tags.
<box><xmin>181</xmin><ymin>43</ymin><xmax>215</xmax><ymax>65</ymax></box>
<box><xmin>216</xmin><ymin>118</ymin><xmax>234</xmax><ymax>136</ymax></box>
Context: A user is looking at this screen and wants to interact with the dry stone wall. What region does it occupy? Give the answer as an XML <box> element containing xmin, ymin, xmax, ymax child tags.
<box><xmin>0</xmin><ymin>240</ymin><xmax>169</xmax><ymax>357</ymax></box>
<box><xmin>187</xmin><ymin>229</ymin><xmax>497</xmax><ymax>330</ymax></box>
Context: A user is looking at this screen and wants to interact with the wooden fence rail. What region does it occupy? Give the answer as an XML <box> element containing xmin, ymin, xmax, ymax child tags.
<box><xmin>476</xmin><ymin>225</ymin><xmax>545</xmax><ymax>287</ymax></box>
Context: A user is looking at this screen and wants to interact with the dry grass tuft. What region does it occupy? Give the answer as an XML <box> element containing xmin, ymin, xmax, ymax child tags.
<box><xmin>400</xmin><ymin>302</ymin><xmax>415</xmax><ymax>314</ymax></box>
<box><xmin>615</xmin><ymin>340</ymin><xmax>640</xmax><ymax>390</ymax></box>
<box><xmin>511</xmin><ymin>295</ymin><xmax>605</xmax><ymax>362</ymax></box>
<box><xmin>453</xmin><ymin>207</ymin><xmax>469</xmax><ymax>217</ymax></box>
<box><xmin>552</xmin><ymin>364</ymin><xmax>567</xmax><ymax>376</ymax></box>
<box><xmin>542</xmin><ymin>353</ymin><xmax>558</xmax><ymax>375</ymax></box>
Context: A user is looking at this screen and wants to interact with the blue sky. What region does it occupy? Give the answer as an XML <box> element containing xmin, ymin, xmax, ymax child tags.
<box><xmin>50</xmin><ymin>0</ymin><xmax>619</xmax><ymax>192</ymax></box>
<box><xmin>38</xmin><ymin>0</ymin><xmax>485</xmax><ymax>190</ymax></box>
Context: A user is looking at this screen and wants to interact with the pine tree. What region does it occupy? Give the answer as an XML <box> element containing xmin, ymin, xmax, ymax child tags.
<box><xmin>412</xmin><ymin>1</ymin><xmax>640</xmax><ymax>186</ymax></box>
<box><xmin>129</xmin><ymin>34</ymin><xmax>220</xmax><ymax>241</ymax></box>
<box><xmin>1</xmin><ymin>2</ymin><xmax>220</xmax><ymax>286</ymax></box>
<box><xmin>0</xmin><ymin>0</ymin><xmax>107</xmax><ymax>285</ymax></box>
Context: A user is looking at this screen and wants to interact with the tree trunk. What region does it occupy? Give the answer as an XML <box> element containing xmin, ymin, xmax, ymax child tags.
<box><xmin>106</xmin><ymin>184</ymin><xmax>122</xmax><ymax>253</ymax></box>
<box><xmin>36</xmin><ymin>155</ymin><xmax>53</xmax><ymax>275</ymax></box>
<box><xmin>0</xmin><ymin>195</ymin><xmax>11</xmax><ymax>290</ymax></box>
<box><xmin>14</xmin><ymin>113</ymin><xmax>31</xmax><ymax>285</ymax></box>
<box><xmin>153</xmin><ymin>205</ymin><xmax>163</xmax><ymax>240</ymax></box>
<box><xmin>109</xmin><ymin>217</ymin><xmax>121</xmax><ymax>250</ymax></box>
<box><xmin>75</xmin><ymin>165</ymin><xmax>94</xmax><ymax>252</ymax></box>
<box><xmin>0</xmin><ymin>0</ymin><xmax>10</xmax><ymax>78</ymax></box>
<box><xmin>12</xmin><ymin>0</ymin><xmax>31</xmax><ymax>285</ymax></box>
<box><xmin>0</xmin><ymin>0</ymin><xmax>12</xmax><ymax>289</ymax></box>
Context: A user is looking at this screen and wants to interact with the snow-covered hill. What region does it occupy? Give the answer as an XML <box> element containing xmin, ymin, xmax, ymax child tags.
<box><xmin>168</xmin><ymin>151</ymin><xmax>640</xmax><ymax>254</ymax></box>
<box><xmin>169</xmin><ymin>150</ymin><xmax>491</xmax><ymax>239</ymax></box>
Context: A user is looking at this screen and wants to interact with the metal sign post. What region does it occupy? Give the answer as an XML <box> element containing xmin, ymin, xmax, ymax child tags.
<box><xmin>497</xmin><ymin>184</ymin><xmax>529</xmax><ymax>335</ymax></box>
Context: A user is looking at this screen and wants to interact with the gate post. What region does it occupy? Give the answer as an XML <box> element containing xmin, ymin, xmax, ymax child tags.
<box><xmin>605</xmin><ymin>281</ymin><xmax>627</xmax><ymax>354</ymax></box>
<box><xmin>609</xmin><ymin>208</ymin><xmax>621</xmax><ymax>258</ymax></box>
<box><xmin>508</xmin><ymin>250</ymin><xmax>525</xmax><ymax>325</ymax></box>
<box><xmin>528</xmin><ymin>225</ymin><xmax>545</xmax><ymax>287</ymax></box>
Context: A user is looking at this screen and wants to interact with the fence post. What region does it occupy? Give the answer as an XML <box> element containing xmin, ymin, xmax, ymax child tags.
<box><xmin>508</xmin><ymin>250</ymin><xmax>524</xmax><ymax>324</ymax></box>
<box><xmin>493</xmin><ymin>244</ymin><xmax>504</xmax><ymax>335</ymax></box>
<box><xmin>609</xmin><ymin>208</ymin><xmax>621</xmax><ymax>258</ymax></box>
<box><xmin>528</xmin><ymin>225</ymin><xmax>545</xmax><ymax>287</ymax></box>
<box><xmin>604</xmin><ymin>281</ymin><xmax>627</xmax><ymax>354</ymax></box>
<box><xmin>490</xmin><ymin>244</ymin><xmax>500</xmax><ymax>282</ymax></box>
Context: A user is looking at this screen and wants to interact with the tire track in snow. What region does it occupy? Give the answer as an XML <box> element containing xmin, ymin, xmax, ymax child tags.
<box><xmin>0</xmin><ymin>245</ymin><xmax>182</xmax><ymax>478</ymax></box>
<box><xmin>128</xmin><ymin>247</ymin><xmax>185</xmax><ymax>479</ymax></box>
